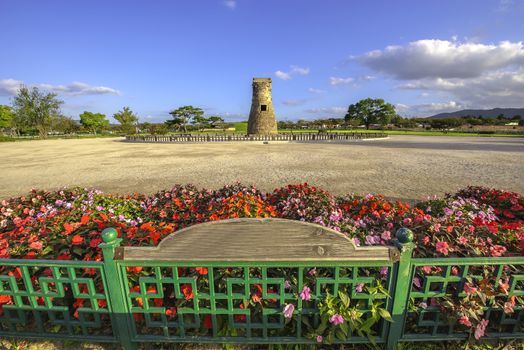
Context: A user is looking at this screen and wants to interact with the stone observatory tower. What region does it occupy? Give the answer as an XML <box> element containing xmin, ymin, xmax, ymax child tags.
<box><xmin>247</xmin><ymin>78</ymin><xmax>278</xmax><ymax>134</ymax></box>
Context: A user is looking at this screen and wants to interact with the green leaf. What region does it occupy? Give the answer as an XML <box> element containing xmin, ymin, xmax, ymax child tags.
<box><xmin>378</xmin><ymin>308</ymin><xmax>393</xmax><ymax>322</ymax></box>
<box><xmin>335</xmin><ymin>329</ymin><xmax>347</xmax><ymax>340</ymax></box>
<box><xmin>338</xmin><ymin>291</ymin><xmax>350</xmax><ymax>308</ymax></box>
<box><xmin>339</xmin><ymin>321</ymin><xmax>349</xmax><ymax>336</ymax></box>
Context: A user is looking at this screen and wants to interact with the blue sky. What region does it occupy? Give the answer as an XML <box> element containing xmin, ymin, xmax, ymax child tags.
<box><xmin>1</xmin><ymin>0</ymin><xmax>523</xmax><ymax>122</ymax></box>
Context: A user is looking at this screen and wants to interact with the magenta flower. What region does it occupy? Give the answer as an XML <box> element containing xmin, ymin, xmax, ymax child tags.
<box><xmin>329</xmin><ymin>314</ymin><xmax>344</xmax><ymax>325</ymax></box>
<box><xmin>308</xmin><ymin>267</ymin><xmax>317</xmax><ymax>276</ymax></box>
<box><xmin>284</xmin><ymin>280</ymin><xmax>291</xmax><ymax>289</ymax></box>
<box><xmin>316</xmin><ymin>335</ymin><xmax>323</xmax><ymax>343</ymax></box>
<box><xmin>283</xmin><ymin>303</ymin><xmax>295</xmax><ymax>319</ymax></box>
<box><xmin>300</xmin><ymin>286</ymin><xmax>311</xmax><ymax>301</ymax></box>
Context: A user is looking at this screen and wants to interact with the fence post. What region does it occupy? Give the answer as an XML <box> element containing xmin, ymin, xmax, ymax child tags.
<box><xmin>99</xmin><ymin>228</ymin><xmax>138</xmax><ymax>350</ymax></box>
<box><xmin>386</xmin><ymin>228</ymin><xmax>415</xmax><ymax>350</ymax></box>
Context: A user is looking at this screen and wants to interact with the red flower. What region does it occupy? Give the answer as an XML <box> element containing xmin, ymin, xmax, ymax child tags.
<box><xmin>181</xmin><ymin>284</ymin><xmax>193</xmax><ymax>300</ymax></box>
<box><xmin>71</xmin><ymin>235</ymin><xmax>84</xmax><ymax>245</ymax></box>
<box><xmin>195</xmin><ymin>267</ymin><xmax>208</xmax><ymax>275</ymax></box>
<box><xmin>63</xmin><ymin>223</ymin><xmax>74</xmax><ymax>235</ymax></box>
<box><xmin>89</xmin><ymin>238</ymin><xmax>102</xmax><ymax>248</ymax></box>
<box><xmin>203</xmin><ymin>314</ymin><xmax>213</xmax><ymax>329</ymax></box>
<box><xmin>166</xmin><ymin>307</ymin><xmax>177</xmax><ymax>318</ymax></box>
<box><xmin>127</xmin><ymin>266</ymin><xmax>143</xmax><ymax>274</ymax></box>
<box><xmin>80</xmin><ymin>215</ymin><xmax>90</xmax><ymax>225</ymax></box>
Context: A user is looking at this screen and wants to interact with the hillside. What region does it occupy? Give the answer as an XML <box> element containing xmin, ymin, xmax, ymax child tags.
<box><xmin>430</xmin><ymin>108</ymin><xmax>524</xmax><ymax>119</ymax></box>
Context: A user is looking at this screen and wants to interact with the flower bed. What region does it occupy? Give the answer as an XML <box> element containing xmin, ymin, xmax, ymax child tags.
<box><xmin>0</xmin><ymin>184</ymin><xmax>523</xmax><ymax>344</ymax></box>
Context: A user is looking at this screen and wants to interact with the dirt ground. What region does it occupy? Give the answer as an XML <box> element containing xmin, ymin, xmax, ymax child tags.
<box><xmin>1</xmin><ymin>135</ymin><xmax>523</xmax><ymax>200</ymax></box>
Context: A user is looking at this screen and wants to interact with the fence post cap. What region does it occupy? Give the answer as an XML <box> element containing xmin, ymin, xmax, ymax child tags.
<box><xmin>395</xmin><ymin>228</ymin><xmax>413</xmax><ymax>243</ymax></box>
<box><xmin>101</xmin><ymin>227</ymin><xmax>118</xmax><ymax>243</ymax></box>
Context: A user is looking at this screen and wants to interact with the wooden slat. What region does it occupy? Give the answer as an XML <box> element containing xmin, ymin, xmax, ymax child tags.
<box><xmin>118</xmin><ymin>218</ymin><xmax>399</xmax><ymax>262</ymax></box>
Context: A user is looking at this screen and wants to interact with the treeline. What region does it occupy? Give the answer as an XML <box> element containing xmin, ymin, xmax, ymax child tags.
<box><xmin>0</xmin><ymin>87</ymin><xmax>228</xmax><ymax>138</ymax></box>
<box><xmin>0</xmin><ymin>87</ymin><xmax>143</xmax><ymax>138</ymax></box>
<box><xmin>277</xmin><ymin>115</ymin><xmax>523</xmax><ymax>130</ymax></box>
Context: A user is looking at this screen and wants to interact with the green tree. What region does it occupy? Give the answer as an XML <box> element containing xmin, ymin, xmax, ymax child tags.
<box><xmin>113</xmin><ymin>107</ymin><xmax>139</xmax><ymax>134</ymax></box>
<box><xmin>167</xmin><ymin>106</ymin><xmax>204</xmax><ymax>132</ymax></box>
<box><xmin>51</xmin><ymin>115</ymin><xmax>80</xmax><ymax>134</ymax></box>
<box><xmin>79</xmin><ymin>111</ymin><xmax>109</xmax><ymax>135</ymax></box>
<box><xmin>12</xmin><ymin>86</ymin><xmax>63</xmax><ymax>138</ymax></box>
<box><xmin>191</xmin><ymin>114</ymin><xmax>210</xmax><ymax>131</ymax></box>
<box><xmin>0</xmin><ymin>105</ymin><xmax>14</xmax><ymax>130</ymax></box>
<box><xmin>208</xmin><ymin>115</ymin><xmax>225</xmax><ymax>128</ymax></box>
<box><xmin>344</xmin><ymin>98</ymin><xmax>396</xmax><ymax>129</ymax></box>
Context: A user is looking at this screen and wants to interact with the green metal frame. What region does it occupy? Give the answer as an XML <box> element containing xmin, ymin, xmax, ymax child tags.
<box><xmin>117</xmin><ymin>262</ymin><xmax>393</xmax><ymax>344</ymax></box>
<box><xmin>0</xmin><ymin>227</ymin><xmax>522</xmax><ymax>350</ymax></box>
<box><xmin>0</xmin><ymin>259</ymin><xmax>116</xmax><ymax>343</ymax></box>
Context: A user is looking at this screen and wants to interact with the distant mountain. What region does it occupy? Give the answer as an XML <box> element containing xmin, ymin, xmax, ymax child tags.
<box><xmin>429</xmin><ymin>108</ymin><xmax>524</xmax><ymax>119</ymax></box>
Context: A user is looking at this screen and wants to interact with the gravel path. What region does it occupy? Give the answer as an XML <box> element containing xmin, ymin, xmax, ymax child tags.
<box><xmin>1</xmin><ymin>135</ymin><xmax>523</xmax><ymax>200</ymax></box>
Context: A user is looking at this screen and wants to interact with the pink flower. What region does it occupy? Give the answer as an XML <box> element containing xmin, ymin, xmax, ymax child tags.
<box><xmin>329</xmin><ymin>314</ymin><xmax>344</xmax><ymax>326</ymax></box>
<box><xmin>504</xmin><ymin>301</ymin><xmax>514</xmax><ymax>314</ymax></box>
<box><xmin>413</xmin><ymin>277</ymin><xmax>422</xmax><ymax>288</ymax></box>
<box><xmin>474</xmin><ymin>319</ymin><xmax>489</xmax><ymax>340</ymax></box>
<box><xmin>436</xmin><ymin>241</ymin><xmax>449</xmax><ymax>255</ymax></box>
<box><xmin>300</xmin><ymin>286</ymin><xmax>311</xmax><ymax>301</ymax></box>
<box><xmin>403</xmin><ymin>218</ymin><xmax>412</xmax><ymax>225</ymax></box>
<box><xmin>381</xmin><ymin>230</ymin><xmax>391</xmax><ymax>241</ymax></box>
<box><xmin>308</xmin><ymin>268</ymin><xmax>317</xmax><ymax>276</ymax></box>
<box><xmin>283</xmin><ymin>303</ymin><xmax>294</xmax><ymax>319</ymax></box>
<box><xmin>498</xmin><ymin>279</ymin><xmax>510</xmax><ymax>294</ymax></box>
<box><xmin>29</xmin><ymin>241</ymin><xmax>43</xmax><ymax>250</ymax></box>
<box><xmin>433</xmin><ymin>223</ymin><xmax>441</xmax><ymax>232</ymax></box>
<box><xmin>355</xmin><ymin>283</ymin><xmax>364</xmax><ymax>293</ymax></box>
<box><xmin>489</xmin><ymin>245</ymin><xmax>506</xmax><ymax>257</ymax></box>
<box><xmin>316</xmin><ymin>335</ymin><xmax>323</xmax><ymax>343</ymax></box>
<box><xmin>457</xmin><ymin>236</ymin><xmax>468</xmax><ymax>245</ymax></box>
<box><xmin>421</xmin><ymin>266</ymin><xmax>432</xmax><ymax>274</ymax></box>
<box><xmin>284</xmin><ymin>280</ymin><xmax>291</xmax><ymax>289</ymax></box>
<box><xmin>463</xmin><ymin>283</ymin><xmax>477</xmax><ymax>294</ymax></box>
<box><xmin>458</xmin><ymin>316</ymin><xmax>472</xmax><ymax>327</ymax></box>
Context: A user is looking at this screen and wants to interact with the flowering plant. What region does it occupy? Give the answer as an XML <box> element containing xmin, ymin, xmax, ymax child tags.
<box><xmin>310</xmin><ymin>283</ymin><xmax>392</xmax><ymax>344</ymax></box>
<box><xmin>0</xmin><ymin>183</ymin><xmax>523</xmax><ymax>341</ymax></box>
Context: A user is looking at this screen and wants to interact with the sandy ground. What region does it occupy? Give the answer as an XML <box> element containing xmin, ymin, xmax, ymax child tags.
<box><xmin>0</xmin><ymin>135</ymin><xmax>523</xmax><ymax>200</ymax></box>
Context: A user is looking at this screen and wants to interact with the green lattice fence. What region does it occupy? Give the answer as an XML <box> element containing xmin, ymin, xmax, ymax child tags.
<box><xmin>403</xmin><ymin>257</ymin><xmax>524</xmax><ymax>341</ymax></box>
<box><xmin>0</xmin><ymin>218</ymin><xmax>523</xmax><ymax>350</ymax></box>
<box><xmin>0</xmin><ymin>259</ymin><xmax>115</xmax><ymax>343</ymax></box>
<box><xmin>119</xmin><ymin>262</ymin><xmax>393</xmax><ymax>344</ymax></box>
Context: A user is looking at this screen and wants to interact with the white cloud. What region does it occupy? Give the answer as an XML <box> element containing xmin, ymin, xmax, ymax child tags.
<box><xmin>396</xmin><ymin>101</ymin><xmax>464</xmax><ymax>116</ymax></box>
<box><xmin>0</xmin><ymin>79</ymin><xmax>23</xmax><ymax>95</ymax></box>
<box><xmin>282</xmin><ymin>99</ymin><xmax>308</xmax><ymax>106</ymax></box>
<box><xmin>399</xmin><ymin>69</ymin><xmax>524</xmax><ymax>108</ymax></box>
<box><xmin>329</xmin><ymin>76</ymin><xmax>354</xmax><ymax>86</ymax></box>
<box><xmin>275</xmin><ymin>70</ymin><xmax>291</xmax><ymax>80</ymax></box>
<box><xmin>307</xmin><ymin>87</ymin><xmax>325</xmax><ymax>94</ymax></box>
<box><xmin>274</xmin><ymin>65</ymin><xmax>310</xmax><ymax>80</ymax></box>
<box><xmin>0</xmin><ymin>78</ymin><xmax>121</xmax><ymax>96</ymax></box>
<box><xmin>305</xmin><ymin>106</ymin><xmax>346</xmax><ymax>115</ymax></box>
<box><xmin>353</xmin><ymin>39</ymin><xmax>524</xmax><ymax>110</ymax></box>
<box><xmin>223</xmin><ymin>0</ymin><xmax>236</xmax><ymax>9</ymax></box>
<box><xmin>357</xmin><ymin>39</ymin><xmax>524</xmax><ymax>79</ymax></box>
